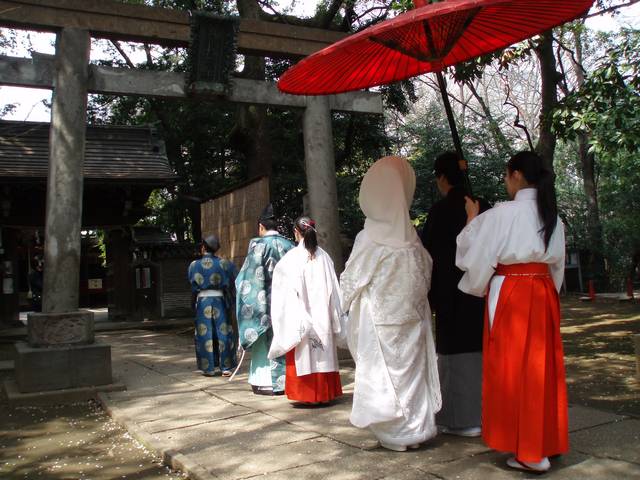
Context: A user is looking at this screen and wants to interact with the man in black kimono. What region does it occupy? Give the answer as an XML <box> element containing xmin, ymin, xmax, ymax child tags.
<box><xmin>420</xmin><ymin>151</ymin><xmax>489</xmax><ymax>437</ymax></box>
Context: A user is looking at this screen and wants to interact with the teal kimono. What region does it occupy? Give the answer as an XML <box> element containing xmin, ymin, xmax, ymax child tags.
<box><xmin>236</xmin><ymin>233</ymin><xmax>295</xmax><ymax>392</ymax></box>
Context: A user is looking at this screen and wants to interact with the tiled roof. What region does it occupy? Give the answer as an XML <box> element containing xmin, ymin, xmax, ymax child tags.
<box><xmin>0</xmin><ymin>120</ymin><xmax>177</xmax><ymax>182</ymax></box>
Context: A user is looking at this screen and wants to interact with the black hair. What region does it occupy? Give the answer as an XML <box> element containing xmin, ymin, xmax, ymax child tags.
<box><xmin>259</xmin><ymin>218</ymin><xmax>278</xmax><ymax>231</ymax></box>
<box><xmin>294</xmin><ymin>216</ymin><xmax>318</xmax><ymax>258</ymax></box>
<box><xmin>433</xmin><ymin>151</ymin><xmax>465</xmax><ymax>187</ymax></box>
<box><xmin>202</xmin><ymin>235</ymin><xmax>220</xmax><ymax>254</ymax></box>
<box><xmin>507</xmin><ymin>151</ymin><xmax>558</xmax><ymax>250</ymax></box>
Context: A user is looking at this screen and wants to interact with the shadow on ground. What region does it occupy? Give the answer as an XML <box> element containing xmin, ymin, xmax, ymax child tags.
<box><xmin>561</xmin><ymin>296</ymin><xmax>640</xmax><ymax>416</ymax></box>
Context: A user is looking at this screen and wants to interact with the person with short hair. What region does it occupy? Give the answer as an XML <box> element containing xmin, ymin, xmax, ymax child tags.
<box><xmin>457</xmin><ymin>151</ymin><xmax>567</xmax><ymax>473</ymax></box>
<box><xmin>340</xmin><ymin>155</ymin><xmax>441</xmax><ymax>452</ymax></box>
<box><xmin>420</xmin><ymin>151</ymin><xmax>489</xmax><ymax>438</ymax></box>
<box><xmin>188</xmin><ymin>235</ymin><xmax>237</xmax><ymax>377</ymax></box>
<box><xmin>236</xmin><ymin>204</ymin><xmax>295</xmax><ymax>395</ymax></box>
<box><xmin>268</xmin><ymin>216</ymin><xmax>343</xmax><ymax>404</ymax></box>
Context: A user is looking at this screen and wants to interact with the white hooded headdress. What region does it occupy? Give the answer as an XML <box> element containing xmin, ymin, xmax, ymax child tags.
<box><xmin>359</xmin><ymin>155</ymin><xmax>419</xmax><ymax>248</ymax></box>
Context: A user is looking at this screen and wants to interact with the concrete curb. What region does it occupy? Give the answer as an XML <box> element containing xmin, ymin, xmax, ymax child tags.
<box><xmin>4</xmin><ymin>379</ymin><xmax>125</xmax><ymax>407</ymax></box>
<box><xmin>0</xmin><ymin>317</ymin><xmax>193</xmax><ymax>340</ymax></box>
<box><xmin>97</xmin><ymin>392</ymin><xmax>217</xmax><ymax>480</ymax></box>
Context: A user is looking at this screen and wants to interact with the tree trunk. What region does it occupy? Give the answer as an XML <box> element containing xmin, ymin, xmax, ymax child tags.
<box><xmin>571</xmin><ymin>27</ymin><xmax>607</xmax><ymax>288</ymax></box>
<box><xmin>534</xmin><ymin>31</ymin><xmax>557</xmax><ymax>171</ymax></box>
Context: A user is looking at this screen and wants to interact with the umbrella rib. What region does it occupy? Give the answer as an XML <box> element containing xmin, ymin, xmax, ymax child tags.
<box><xmin>369</xmin><ymin>36</ymin><xmax>432</xmax><ymax>62</ymax></box>
<box><xmin>440</xmin><ymin>7</ymin><xmax>482</xmax><ymax>57</ymax></box>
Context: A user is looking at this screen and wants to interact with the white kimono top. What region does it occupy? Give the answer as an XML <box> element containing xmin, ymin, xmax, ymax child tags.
<box><xmin>268</xmin><ymin>242</ymin><xmax>342</xmax><ymax>376</ymax></box>
<box><xmin>456</xmin><ymin>188</ymin><xmax>566</xmax><ymax>325</ymax></box>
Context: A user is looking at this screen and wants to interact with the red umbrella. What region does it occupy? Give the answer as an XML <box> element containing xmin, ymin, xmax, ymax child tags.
<box><xmin>279</xmin><ymin>0</ymin><xmax>593</xmax><ymax>95</ymax></box>
<box><xmin>278</xmin><ymin>0</ymin><xmax>594</xmax><ymax>187</ymax></box>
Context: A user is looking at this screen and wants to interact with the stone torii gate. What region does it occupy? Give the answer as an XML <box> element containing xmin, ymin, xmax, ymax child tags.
<box><xmin>0</xmin><ymin>0</ymin><xmax>381</xmax><ymax>402</ymax></box>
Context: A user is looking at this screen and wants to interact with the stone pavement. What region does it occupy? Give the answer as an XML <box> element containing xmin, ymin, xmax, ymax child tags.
<box><xmin>98</xmin><ymin>329</ymin><xmax>640</xmax><ymax>480</ymax></box>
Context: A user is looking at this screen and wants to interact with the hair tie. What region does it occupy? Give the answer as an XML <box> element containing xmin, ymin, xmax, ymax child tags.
<box><xmin>299</xmin><ymin>219</ymin><xmax>317</xmax><ymax>232</ymax></box>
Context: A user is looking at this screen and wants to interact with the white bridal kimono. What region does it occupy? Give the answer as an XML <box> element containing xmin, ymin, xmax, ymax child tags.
<box><xmin>268</xmin><ymin>242</ymin><xmax>342</xmax><ymax>376</ymax></box>
<box><xmin>340</xmin><ymin>155</ymin><xmax>441</xmax><ymax>447</ymax></box>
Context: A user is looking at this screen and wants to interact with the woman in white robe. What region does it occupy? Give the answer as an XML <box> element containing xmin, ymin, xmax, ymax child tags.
<box><xmin>340</xmin><ymin>155</ymin><xmax>441</xmax><ymax>451</ymax></box>
<box><xmin>268</xmin><ymin>216</ymin><xmax>343</xmax><ymax>404</ymax></box>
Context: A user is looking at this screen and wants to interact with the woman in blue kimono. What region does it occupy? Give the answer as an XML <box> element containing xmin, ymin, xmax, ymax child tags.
<box><xmin>188</xmin><ymin>235</ymin><xmax>238</xmax><ymax>377</ymax></box>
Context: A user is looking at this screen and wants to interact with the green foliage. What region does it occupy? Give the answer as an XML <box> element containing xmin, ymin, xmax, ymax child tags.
<box><xmin>550</xmin><ymin>29</ymin><xmax>640</xmax><ymax>287</ymax></box>
<box><xmin>379</xmin><ymin>80</ymin><xmax>418</xmax><ymax>115</ymax></box>
<box><xmin>553</xmin><ymin>142</ymin><xmax>590</xmax><ymax>247</ymax></box>
<box><xmin>390</xmin><ymin>0</ymin><xmax>414</xmax><ymax>12</ymax></box>
<box><xmin>598</xmin><ymin>149</ymin><xmax>640</xmax><ymax>287</ymax></box>
<box><xmin>334</xmin><ymin>113</ymin><xmax>390</xmax><ymax>238</ymax></box>
<box><xmin>398</xmin><ymin>100</ymin><xmax>512</xmax><ymax>229</ymax></box>
<box><xmin>552</xmin><ymin>29</ymin><xmax>640</xmax><ymax>156</ymax></box>
<box><xmin>95</xmin><ymin>230</ymin><xmax>108</xmax><ymax>267</ymax></box>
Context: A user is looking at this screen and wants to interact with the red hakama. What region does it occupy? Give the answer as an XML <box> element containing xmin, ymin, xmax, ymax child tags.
<box><xmin>285</xmin><ymin>349</ymin><xmax>342</xmax><ymax>403</ymax></box>
<box><xmin>482</xmin><ymin>263</ymin><xmax>568</xmax><ymax>463</ymax></box>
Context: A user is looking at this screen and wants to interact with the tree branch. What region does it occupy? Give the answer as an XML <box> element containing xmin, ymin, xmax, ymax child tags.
<box><xmin>583</xmin><ymin>0</ymin><xmax>640</xmax><ymax>19</ymax></box>
<box><xmin>555</xmin><ymin>41</ymin><xmax>570</xmax><ymax>97</ymax></box>
<box><xmin>418</xmin><ymin>76</ymin><xmax>484</xmax><ymax>118</ymax></box>
<box><xmin>110</xmin><ymin>40</ymin><xmax>135</xmax><ymax>69</ymax></box>
<box><xmin>501</xmin><ymin>76</ymin><xmax>535</xmax><ymax>150</ymax></box>
<box><xmin>553</xmin><ymin>34</ymin><xmax>586</xmax><ymax>79</ymax></box>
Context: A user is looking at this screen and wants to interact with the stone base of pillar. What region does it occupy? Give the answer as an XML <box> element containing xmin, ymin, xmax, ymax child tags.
<box><xmin>3</xmin><ymin>378</ymin><xmax>125</xmax><ymax>407</ymax></box>
<box><xmin>14</xmin><ymin>340</ymin><xmax>112</xmax><ymax>393</ymax></box>
<box><xmin>27</xmin><ymin>310</ymin><xmax>95</xmax><ymax>347</ymax></box>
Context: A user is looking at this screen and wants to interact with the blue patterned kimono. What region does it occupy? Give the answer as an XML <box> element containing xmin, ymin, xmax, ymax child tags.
<box><xmin>236</xmin><ymin>233</ymin><xmax>295</xmax><ymax>392</ymax></box>
<box><xmin>188</xmin><ymin>254</ymin><xmax>237</xmax><ymax>374</ymax></box>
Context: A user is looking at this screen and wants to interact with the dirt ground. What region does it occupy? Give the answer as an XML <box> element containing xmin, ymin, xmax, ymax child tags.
<box><xmin>0</xmin><ymin>296</ymin><xmax>638</xmax><ymax>479</ymax></box>
<box><xmin>0</xmin><ymin>394</ymin><xmax>187</xmax><ymax>480</ymax></box>
<box><xmin>561</xmin><ymin>295</ymin><xmax>640</xmax><ymax>416</ymax></box>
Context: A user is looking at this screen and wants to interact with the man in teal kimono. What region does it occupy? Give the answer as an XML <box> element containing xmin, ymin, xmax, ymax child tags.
<box><xmin>236</xmin><ymin>204</ymin><xmax>295</xmax><ymax>395</ymax></box>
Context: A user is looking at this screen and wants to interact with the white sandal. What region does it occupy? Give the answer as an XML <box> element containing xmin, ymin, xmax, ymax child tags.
<box><xmin>506</xmin><ymin>457</ymin><xmax>550</xmax><ymax>474</ymax></box>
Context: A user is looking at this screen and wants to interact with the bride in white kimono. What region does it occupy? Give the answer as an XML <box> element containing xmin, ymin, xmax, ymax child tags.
<box><xmin>340</xmin><ymin>155</ymin><xmax>441</xmax><ymax>451</ymax></box>
<box><xmin>268</xmin><ymin>216</ymin><xmax>343</xmax><ymax>403</ymax></box>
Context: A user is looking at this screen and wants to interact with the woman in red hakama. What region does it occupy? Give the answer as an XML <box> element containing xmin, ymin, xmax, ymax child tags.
<box><xmin>268</xmin><ymin>216</ymin><xmax>343</xmax><ymax>406</ymax></box>
<box><xmin>483</xmin><ymin>263</ymin><xmax>568</xmax><ymax>465</ymax></box>
<box><xmin>285</xmin><ymin>349</ymin><xmax>342</xmax><ymax>403</ymax></box>
<box><xmin>457</xmin><ymin>151</ymin><xmax>568</xmax><ymax>474</ymax></box>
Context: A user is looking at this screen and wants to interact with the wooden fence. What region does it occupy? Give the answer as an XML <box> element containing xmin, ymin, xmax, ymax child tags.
<box><xmin>200</xmin><ymin>176</ymin><xmax>269</xmax><ymax>268</ymax></box>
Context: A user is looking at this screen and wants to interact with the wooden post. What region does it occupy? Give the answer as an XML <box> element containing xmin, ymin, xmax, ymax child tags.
<box><xmin>303</xmin><ymin>96</ymin><xmax>344</xmax><ymax>273</ymax></box>
<box><xmin>105</xmin><ymin>228</ymin><xmax>134</xmax><ymax>321</ymax></box>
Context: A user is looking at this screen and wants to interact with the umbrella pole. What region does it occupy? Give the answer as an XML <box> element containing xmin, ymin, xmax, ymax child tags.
<box><xmin>435</xmin><ymin>71</ymin><xmax>473</xmax><ymax>195</ymax></box>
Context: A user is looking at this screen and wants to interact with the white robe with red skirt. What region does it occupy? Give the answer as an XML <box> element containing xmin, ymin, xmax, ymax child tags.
<box><xmin>456</xmin><ymin>187</ymin><xmax>568</xmax><ymax>462</ymax></box>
